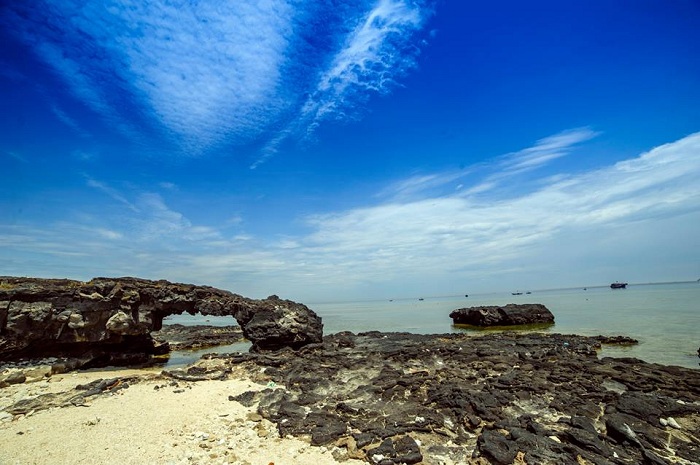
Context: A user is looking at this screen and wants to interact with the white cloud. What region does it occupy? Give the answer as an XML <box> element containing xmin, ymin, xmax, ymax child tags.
<box><xmin>252</xmin><ymin>0</ymin><xmax>433</xmax><ymax>167</ymax></box>
<box><xmin>106</xmin><ymin>1</ymin><xmax>296</xmax><ymax>152</ymax></box>
<box><xmin>168</xmin><ymin>131</ymin><xmax>700</xmax><ymax>299</ymax></box>
<box><xmin>34</xmin><ymin>41</ymin><xmax>144</xmax><ymax>142</ymax></box>
<box><xmin>500</xmin><ymin>127</ymin><xmax>599</xmax><ymax>172</ymax></box>
<box><xmin>378</xmin><ymin>172</ymin><xmax>467</xmax><ymax>200</ymax></box>
<box><xmin>315</xmin><ymin>0</ymin><xmax>424</xmax><ymax>96</ymax></box>
<box><xmin>5</xmin><ymin>1</ymin><xmax>433</xmax><ymax>162</ymax></box>
<box><xmin>378</xmin><ymin>127</ymin><xmax>598</xmax><ymax>201</ymax></box>
<box><xmin>2</xmin><ymin>131</ymin><xmax>697</xmax><ymax>301</ymax></box>
<box><xmin>285</xmin><ymin>132</ymin><xmax>700</xmax><ymax>294</ymax></box>
<box><xmin>86</xmin><ymin>178</ymin><xmax>139</xmax><ymax>212</ymax></box>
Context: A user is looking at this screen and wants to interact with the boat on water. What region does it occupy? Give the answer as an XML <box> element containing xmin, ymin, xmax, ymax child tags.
<box><xmin>511</xmin><ymin>292</ymin><xmax>523</xmax><ymax>295</ymax></box>
<box><xmin>610</xmin><ymin>282</ymin><xmax>628</xmax><ymax>289</ymax></box>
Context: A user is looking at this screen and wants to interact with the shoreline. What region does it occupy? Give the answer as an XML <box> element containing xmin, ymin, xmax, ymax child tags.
<box><xmin>2</xmin><ymin>330</ymin><xmax>699</xmax><ymax>464</ymax></box>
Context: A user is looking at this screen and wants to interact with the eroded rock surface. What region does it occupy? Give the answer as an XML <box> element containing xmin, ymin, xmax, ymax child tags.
<box><xmin>214</xmin><ymin>331</ymin><xmax>700</xmax><ymax>464</ymax></box>
<box><xmin>450</xmin><ymin>303</ymin><xmax>555</xmax><ymax>327</ymax></box>
<box><xmin>0</xmin><ymin>277</ymin><xmax>322</xmax><ymax>364</ymax></box>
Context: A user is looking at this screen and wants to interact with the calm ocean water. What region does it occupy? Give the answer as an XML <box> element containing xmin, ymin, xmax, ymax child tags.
<box><xmin>165</xmin><ymin>282</ymin><xmax>699</xmax><ymax>369</ymax></box>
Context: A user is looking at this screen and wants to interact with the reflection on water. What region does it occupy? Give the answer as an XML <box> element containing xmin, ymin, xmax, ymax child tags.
<box><xmin>157</xmin><ymin>340</ymin><xmax>252</xmax><ymax>368</ymax></box>
<box><xmin>155</xmin><ymin>313</ymin><xmax>251</xmax><ymax>367</ymax></box>
<box><xmin>452</xmin><ymin>322</ymin><xmax>556</xmax><ymax>333</ymax></box>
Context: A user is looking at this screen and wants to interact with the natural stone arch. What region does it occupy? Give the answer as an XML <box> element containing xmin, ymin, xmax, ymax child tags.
<box><xmin>0</xmin><ymin>277</ymin><xmax>323</xmax><ymax>363</ymax></box>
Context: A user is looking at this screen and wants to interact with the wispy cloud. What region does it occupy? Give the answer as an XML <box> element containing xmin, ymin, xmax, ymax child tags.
<box><xmin>379</xmin><ymin>127</ymin><xmax>599</xmax><ymax>201</ymax></box>
<box><xmin>5</xmin><ymin>151</ymin><xmax>28</xmax><ymax>163</ymax></box>
<box><xmin>51</xmin><ymin>105</ymin><xmax>91</xmax><ymax>139</ymax></box>
<box><xmin>303</xmin><ymin>0</ymin><xmax>427</xmax><ymax>122</ymax></box>
<box><xmin>86</xmin><ymin>178</ymin><xmax>139</xmax><ymax>212</ymax></box>
<box><xmin>499</xmin><ymin>127</ymin><xmax>599</xmax><ymax>173</ymax></box>
<box><xmin>377</xmin><ymin>171</ymin><xmax>467</xmax><ymax>200</ymax></box>
<box><xmin>3</xmin><ymin>1</ymin><xmax>433</xmax><ymax>162</ymax></box>
<box><xmin>253</xmin><ymin>0</ymin><xmax>433</xmax><ymax>167</ymax></box>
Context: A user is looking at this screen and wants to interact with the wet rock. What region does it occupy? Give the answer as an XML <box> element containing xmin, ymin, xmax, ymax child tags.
<box><xmin>449</xmin><ymin>303</ymin><xmax>554</xmax><ymax>326</ymax></box>
<box><xmin>0</xmin><ymin>276</ymin><xmax>323</xmax><ymax>365</ymax></box>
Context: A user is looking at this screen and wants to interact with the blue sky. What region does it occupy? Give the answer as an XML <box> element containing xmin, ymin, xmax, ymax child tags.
<box><xmin>1</xmin><ymin>0</ymin><xmax>699</xmax><ymax>302</ymax></box>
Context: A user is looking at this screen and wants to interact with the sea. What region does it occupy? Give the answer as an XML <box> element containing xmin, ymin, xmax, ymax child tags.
<box><xmin>164</xmin><ymin>282</ymin><xmax>699</xmax><ymax>369</ymax></box>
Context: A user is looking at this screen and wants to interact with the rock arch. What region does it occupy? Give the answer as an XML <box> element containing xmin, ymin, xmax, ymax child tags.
<box><xmin>0</xmin><ymin>277</ymin><xmax>323</xmax><ymax>364</ymax></box>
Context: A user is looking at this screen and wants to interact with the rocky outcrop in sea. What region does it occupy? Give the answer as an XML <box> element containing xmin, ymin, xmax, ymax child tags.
<box><xmin>450</xmin><ymin>303</ymin><xmax>555</xmax><ymax>327</ymax></box>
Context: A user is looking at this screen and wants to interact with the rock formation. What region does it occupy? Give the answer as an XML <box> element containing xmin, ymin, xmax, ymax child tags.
<box><xmin>218</xmin><ymin>331</ymin><xmax>699</xmax><ymax>464</ymax></box>
<box><xmin>0</xmin><ymin>276</ymin><xmax>322</xmax><ymax>364</ymax></box>
<box><xmin>450</xmin><ymin>303</ymin><xmax>555</xmax><ymax>326</ymax></box>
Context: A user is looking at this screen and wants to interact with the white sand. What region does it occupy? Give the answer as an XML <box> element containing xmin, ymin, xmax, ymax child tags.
<box><xmin>0</xmin><ymin>368</ymin><xmax>365</xmax><ymax>465</ymax></box>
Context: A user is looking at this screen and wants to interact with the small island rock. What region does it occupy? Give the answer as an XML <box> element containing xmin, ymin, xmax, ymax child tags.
<box><xmin>450</xmin><ymin>303</ymin><xmax>554</xmax><ymax>326</ymax></box>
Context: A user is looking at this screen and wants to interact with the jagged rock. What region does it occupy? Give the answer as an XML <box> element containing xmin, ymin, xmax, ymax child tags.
<box><xmin>239</xmin><ymin>295</ymin><xmax>324</xmax><ymax>351</ymax></box>
<box><xmin>477</xmin><ymin>429</ymin><xmax>518</xmax><ymax>464</ymax></box>
<box><xmin>217</xmin><ymin>331</ymin><xmax>699</xmax><ymax>465</ymax></box>
<box><xmin>449</xmin><ymin>303</ymin><xmax>555</xmax><ymax>326</ymax></box>
<box><xmin>0</xmin><ymin>276</ymin><xmax>323</xmax><ymax>364</ymax></box>
<box><xmin>367</xmin><ymin>436</ymin><xmax>423</xmax><ymax>464</ymax></box>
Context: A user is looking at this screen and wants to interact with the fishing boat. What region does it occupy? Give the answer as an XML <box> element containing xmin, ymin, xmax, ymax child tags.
<box><xmin>610</xmin><ymin>282</ymin><xmax>628</xmax><ymax>289</ymax></box>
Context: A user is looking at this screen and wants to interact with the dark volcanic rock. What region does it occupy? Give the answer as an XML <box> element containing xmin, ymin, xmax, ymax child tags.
<box><xmin>450</xmin><ymin>303</ymin><xmax>555</xmax><ymax>326</ymax></box>
<box><xmin>237</xmin><ymin>295</ymin><xmax>323</xmax><ymax>351</ymax></box>
<box><xmin>213</xmin><ymin>331</ymin><xmax>700</xmax><ymax>465</ymax></box>
<box><xmin>0</xmin><ymin>276</ymin><xmax>322</xmax><ymax>364</ymax></box>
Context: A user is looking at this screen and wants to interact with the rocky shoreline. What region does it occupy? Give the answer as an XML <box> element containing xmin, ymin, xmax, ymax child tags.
<box><xmin>2</xmin><ymin>277</ymin><xmax>699</xmax><ymax>464</ymax></box>
<box><xmin>212</xmin><ymin>331</ymin><xmax>699</xmax><ymax>464</ymax></box>
<box><xmin>3</xmin><ymin>330</ymin><xmax>698</xmax><ymax>464</ymax></box>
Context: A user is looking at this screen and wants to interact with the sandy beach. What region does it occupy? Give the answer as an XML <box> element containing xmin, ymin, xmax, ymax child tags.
<box><xmin>0</xmin><ymin>367</ymin><xmax>364</xmax><ymax>465</ymax></box>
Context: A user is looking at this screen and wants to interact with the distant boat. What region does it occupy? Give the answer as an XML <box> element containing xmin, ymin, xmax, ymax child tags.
<box><xmin>610</xmin><ymin>282</ymin><xmax>628</xmax><ymax>289</ymax></box>
<box><xmin>418</xmin><ymin>298</ymin><xmax>424</xmax><ymax>301</ymax></box>
<box><xmin>511</xmin><ymin>292</ymin><xmax>523</xmax><ymax>295</ymax></box>
<box><xmin>525</xmin><ymin>291</ymin><xmax>532</xmax><ymax>294</ymax></box>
